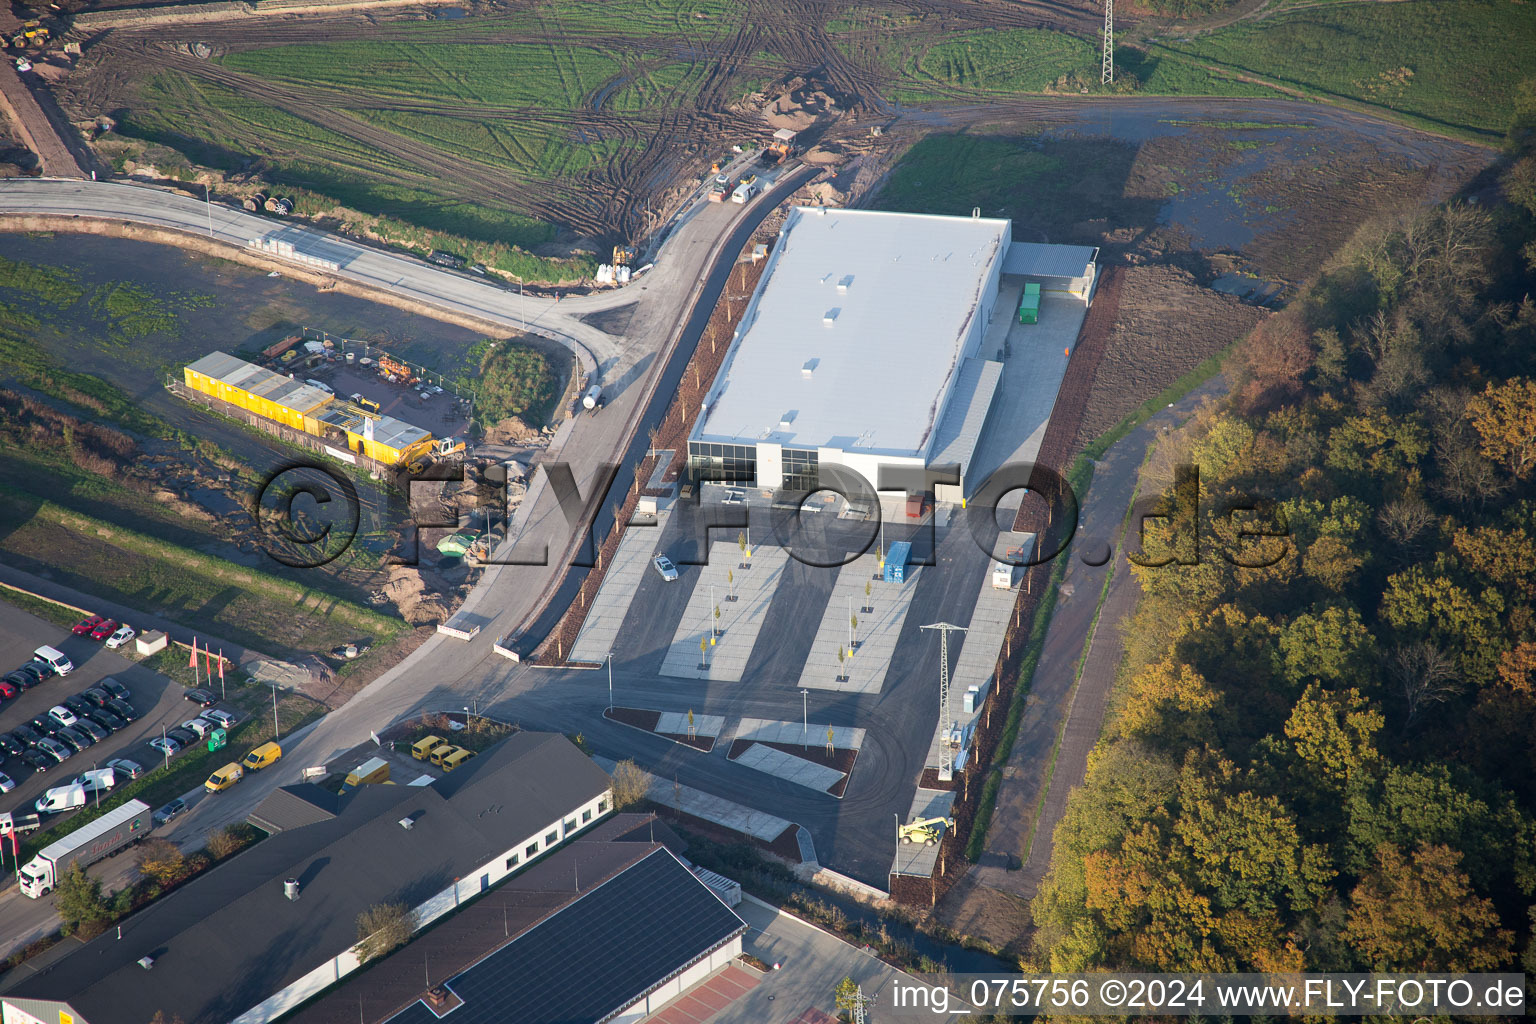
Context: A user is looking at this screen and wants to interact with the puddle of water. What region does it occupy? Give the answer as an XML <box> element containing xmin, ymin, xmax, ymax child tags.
<box><xmin>1210</xmin><ymin>272</ymin><xmax>1285</xmax><ymax>304</ymax></box>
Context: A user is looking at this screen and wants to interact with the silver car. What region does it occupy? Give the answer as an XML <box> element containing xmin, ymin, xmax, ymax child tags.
<box><xmin>652</xmin><ymin>555</ymin><xmax>679</xmax><ymax>581</ymax></box>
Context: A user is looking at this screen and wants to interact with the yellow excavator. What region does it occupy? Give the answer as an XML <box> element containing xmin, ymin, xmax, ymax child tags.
<box><xmin>898</xmin><ymin>816</ymin><xmax>953</xmax><ymax>846</ymax></box>
<box><xmin>404</xmin><ymin>436</ymin><xmax>467</xmax><ymax>475</ymax></box>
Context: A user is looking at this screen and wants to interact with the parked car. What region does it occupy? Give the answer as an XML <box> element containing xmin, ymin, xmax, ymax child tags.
<box><xmin>74</xmin><ymin>718</ymin><xmax>109</xmax><ymax>744</ymax></box>
<box><xmin>10</xmin><ymin>725</ymin><xmax>43</xmax><ymax>748</ymax></box>
<box><xmin>99</xmin><ymin>678</ymin><xmax>131</xmax><ymax>702</ymax></box>
<box><xmin>89</xmin><ymin>619</ymin><xmax>119</xmax><ymax>641</ymax></box>
<box><xmin>86</xmin><ymin>708</ymin><xmax>126</xmax><ymax>733</ymax></box>
<box><xmin>181</xmin><ymin>719</ymin><xmax>213</xmax><ymax>739</ymax></box>
<box><xmin>203</xmin><ymin>709</ymin><xmax>238</xmax><ymax>730</ymax></box>
<box><xmin>15</xmin><ymin>662</ymin><xmax>49</xmax><ymax>685</ymax></box>
<box><xmin>20</xmin><ymin>749</ymin><xmax>53</xmax><ymax>773</ymax></box>
<box><xmin>47</xmin><ymin>706</ymin><xmax>78</xmax><ymax>729</ymax></box>
<box><xmin>71</xmin><ymin>615</ymin><xmax>105</xmax><ymax>636</ymax></box>
<box><xmin>653</xmin><ymin>554</ymin><xmax>679</xmax><ymax>581</ymax></box>
<box><xmin>0</xmin><ymin>770</ymin><xmax>12</xmax><ymax>793</ymax></box>
<box><xmin>106</xmin><ymin>757</ymin><xmax>144</xmax><ymax>780</ymax></box>
<box><xmin>28</xmin><ymin>715</ymin><xmax>60</xmax><ymax>737</ymax></box>
<box><xmin>149</xmin><ymin>736</ymin><xmax>181</xmax><ymax>758</ymax></box>
<box><xmin>36</xmin><ymin>737</ymin><xmax>71</xmax><ymax>763</ymax></box>
<box><xmin>184</xmin><ymin>688</ymin><xmax>216</xmax><ymax>708</ymax></box>
<box><xmin>106</xmin><ymin>698</ymin><xmax>139</xmax><ymax>722</ymax></box>
<box><xmin>4</xmin><ymin>670</ymin><xmax>34</xmax><ymax>691</ymax></box>
<box><xmin>80</xmin><ymin>687</ymin><xmax>112</xmax><ymax>708</ymax></box>
<box><xmin>0</xmin><ymin>733</ymin><xmax>25</xmax><ymax>759</ymax></box>
<box><xmin>153</xmin><ymin>798</ymin><xmax>186</xmax><ymax>826</ymax></box>
<box><xmin>0</xmin><ymin>680</ymin><xmax>16</xmax><ymax>700</ymax></box>
<box><xmin>54</xmin><ymin>727</ymin><xmax>92</xmax><ymax>752</ymax></box>
<box><xmin>166</xmin><ymin>727</ymin><xmax>199</xmax><ymax>749</ymax></box>
<box><xmin>104</xmin><ymin>624</ymin><xmax>137</xmax><ymax>649</ymax></box>
<box><xmin>63</xmin><ymin>696</ymin><xmax>95</xmax><ymax>718</ymax></box>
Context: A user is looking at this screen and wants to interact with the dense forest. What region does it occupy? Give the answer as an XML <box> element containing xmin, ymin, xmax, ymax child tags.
<box><xmin>1031</xmin><ymin>105</ymin><xmax>1536</xmax><ymax>975</ymax></box>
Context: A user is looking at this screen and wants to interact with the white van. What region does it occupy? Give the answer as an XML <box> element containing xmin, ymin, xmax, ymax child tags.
<box><xmin>32</xmin><ymin>645</ymin><xmax>73</xmax><ymax>676</ymax></box>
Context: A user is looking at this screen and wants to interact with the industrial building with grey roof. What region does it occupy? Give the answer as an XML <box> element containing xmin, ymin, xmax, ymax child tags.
<box><xmin>0</xmin><ymin>732</ymin><xmax>615</xmax><ymax>1024</ymax></box>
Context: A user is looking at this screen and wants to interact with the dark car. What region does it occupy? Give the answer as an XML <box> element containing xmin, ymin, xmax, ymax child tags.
<box><xmin>20</xmin><ymin>748</ymin><xmax>53</xmax><ymax>773</ymax></box>
<box><xmin>89</xmin><ymin>618</ymin><xmax>119</xmax><ymax>641</ymax></box>
<box><xmin>106</xmin><ymin>698</ymin><xmax>139</xmax><ymax>722</ymax></box>
<box><xmin>99</xmin><ymin>678</ymin><xmax>131</xmax><ymax>702</ymax></box>
<box><xmin>28</xmin><ymin>715</ymin><xmax>61</xmax><ymax>737</ymax></box>
<box><xmin>0</xmin><ymin>733</ymin><xmax>25</xmax><ymax>759</ymax></box>
<box><xmin>10</xmin><ymin>724</ymin><xmax>43</xmax><ymax>748</ymax></box>
<box><xmin>80</xmin><ymin>687</ymin><xmax>112</xmax><ymax>708</ymax></box>
<box><xmin>74</xmin><ymin>718</ymin><xmax>109</xmax><ymax>743</ymax></box>
<box><xmin>4</xmin><ymin>670</ymin><xmax>34</xmax><ymax>691</ymax></box>
<box><xmin>71</xmin><ymin>615</ymin><xmax>104</xmax><ymax>636</ymax></box>
<box><xmin>15</xmin><ymin>662</ymin><xmax>49</xmax><ymax>685</ymax></box>
<box><xmin>63</xmin><ymin>695</ymin><xmax>95</xmax><ymax>718</ymax></box>
<box><xmin>54</xmin><ymin>726</ymin><xmax>92</xmax><ymax>752</ymax></box>
<box><xmin>86</xmin><ymin>708</ymin><xmax>125</xmax><ymax>733</ymax></box>
<box><xmin>153</xmin><ymin>798</ymin><xmax>186</xmax><ymax>826</ymax></box>
<box><xmin>184</xmin><ymin>688</ymin><xmax>216</xmax><ymax>708</ymax></box>
<box><xmin>166</xmin><ymin>727</ymin><xmax>199</xmax><ymax>749</ymax></box>
<box><xmin>35</xmin><ymin>737</ymin><xmax>71</xmax><ymax>763</ymax></box>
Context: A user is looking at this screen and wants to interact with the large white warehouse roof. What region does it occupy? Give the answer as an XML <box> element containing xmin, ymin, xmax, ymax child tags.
<box><xmin>695</xmin><ymin>207</ymin><xmax>1009</xmax><ymax>458</ymax></box>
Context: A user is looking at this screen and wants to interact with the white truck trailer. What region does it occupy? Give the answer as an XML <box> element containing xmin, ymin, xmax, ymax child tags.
<box><xmin>18</xmin><ymin>799</ymin><xmax>152</xmax><ymax>898</ymax></box>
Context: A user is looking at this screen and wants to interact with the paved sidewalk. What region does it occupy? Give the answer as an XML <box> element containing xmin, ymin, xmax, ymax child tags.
<box><xmin>733</xmin><ymin>719</ymin><xmax>866</xmax><ymax>750</ymax></box>
<box><xmin>731</xmin><ymin>744</ymin><xmax>845</xmax><ymax>793</ymax></box>
<box><xmin>661</xmin><ymin>541</ymin><xmax>790</xmax><ymax>681</ymax></box>
<box><xmin>594</xmin><ymin>756</ymin><xmax>795</xmax><ymax>843</ymax></box>
<box><xmin>571</xmin><ymin>511</ymin><xmax>670</xmax><ymax>662</ymax></box>
<box><xmin>796</xmin><ymin>554</ymin><xmax>917</xmax><ymax>694</ymax></box>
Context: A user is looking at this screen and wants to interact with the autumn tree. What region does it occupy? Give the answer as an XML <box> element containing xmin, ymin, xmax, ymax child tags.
<box><xmin>1283</xmin><ymin>684</ymin><xmax>1384</xmax><ymax>792</ymax></box>
<box><xmin>1466</xmin><ymin>377</ymin><xmax>1536</xmax><ymax>479</ymax></box>
<box><xmin>137</xmin><ymin>839</ymin><xmax>187</xmax><ymax>887</ymax></box>
<box><xmin>1344</xmin><ymin>843</ymin><xmax>1512</xmax><ymax>971</ymax></box>
<box><xmin>609</xmin><ymin>759</ymin><xmax>650</xmax><ymax>809</ymax></box>
<box><xmin>354</xmin><ymin>902</ymin><xmax>416</xmax><ymax>963</ymax></box>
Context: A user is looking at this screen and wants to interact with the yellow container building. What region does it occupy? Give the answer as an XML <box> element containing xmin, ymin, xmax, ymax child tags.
<box><xmin>183</xmin><ymin>351</ymin><xmax>435</xmax><ymax>466</ymax></box>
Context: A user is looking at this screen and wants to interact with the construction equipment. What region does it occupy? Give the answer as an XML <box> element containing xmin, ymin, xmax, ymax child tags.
<box><xmin>611</xmin><ymin>245</ymin><xmax>637</xmax><ymax>267</ymax></box>
<box><xmin>376</xmin><ymin>355</ymin><xmax>417</xmax><ymax>384</ymax></box>
<box><xmin>766</xmin><ymin>128</ymin><xmax>797</xmax><ymax>163</ymax></box>
<box><xmin>405</xmin><ymin>436</ymin><xmax>467</xmax><ymax>474</ymax></box>
<box><xmin>898</xmin><ymin>816</ymin><xmax>953</xmax><ymax>845</ymax></box>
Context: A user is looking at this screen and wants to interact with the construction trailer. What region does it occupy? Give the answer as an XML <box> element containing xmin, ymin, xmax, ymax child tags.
<box><xmin>182</xmin><ymin>352</ymin><xmax>438</xmax><ymax>467</ymax></box>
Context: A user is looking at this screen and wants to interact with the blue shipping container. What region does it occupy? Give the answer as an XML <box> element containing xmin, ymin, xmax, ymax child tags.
<box><xmin>883</xmin><ymin>541</ymin><xmax>912</xmax><ymax>583</ymax></box>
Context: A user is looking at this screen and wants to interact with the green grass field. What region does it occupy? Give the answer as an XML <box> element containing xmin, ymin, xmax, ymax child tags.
<box><xmin>1147</xmin><ymin>0</ymin><xmax>1536</xmax><ymax>137</ymax></box>
<box><xmin>909</xmin><ymin>29</ymin><xmax>1099</xmax><ymax>95</ymax></box>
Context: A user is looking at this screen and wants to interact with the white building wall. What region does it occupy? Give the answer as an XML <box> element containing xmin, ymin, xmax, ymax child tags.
<box><xmin>646</xmin><ymin>977</ymin><xmax>682</xmax><ymax>1013</ymax></box>
<box><xmin>755</xmin><ymin>441</ymin><xmax>783</xmax><ymax>490</ymax></box>
<box><xmin>232</xmin><ymin>788</ymin><xmax>614</xmax><ymax>1024</ymax></box>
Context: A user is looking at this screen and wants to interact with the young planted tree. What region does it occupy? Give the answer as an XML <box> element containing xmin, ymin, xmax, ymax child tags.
<box><xmin>836</xmin><ymin>645</ymin><xmax>847</xmax><ymax>682</ymax></box>
<box><xmin>714</xmin><ymin>604</ymin><xmax>723</xmax><ymax>637</ymax></box>
<box><xmin>700</xmin><ymin>634</ymin><xmax>709</xmax><ymax>669</ymax></box>
<box><xmin>850</xmin><ymin>613</ymin><xmax>859</xmax><ymax>650</ymax></box>
<box><xmin>863</xmin><ymin>579</ymin><xmax>873</xmax><ymax>613</ymax></box>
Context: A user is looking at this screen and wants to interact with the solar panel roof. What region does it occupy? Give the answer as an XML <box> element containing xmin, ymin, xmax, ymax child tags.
<box><xmin>386</xmin><ymin>849</ymin><xmax>745</xmax><ymax>1024</ymax></box>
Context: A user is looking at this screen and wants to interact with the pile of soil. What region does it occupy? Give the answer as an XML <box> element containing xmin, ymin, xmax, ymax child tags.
<box><xmin>762</xmin><ymin>75</ymin><xmax>844</xmax><ymax>131</ymax></box>
<box><xmin>481</xmin><ymin>415</ymin><xmax>541</xmax><ymax>444</ymax></box>
<box><xmin>381</xmin><ymin>564</ymin><xmax>452</xmax><ymax>625</ymax></box>
<box><xmin>1073</xmin><ymin>264</ymin><xmax>1269</xmax><ymax>447</ymax></box>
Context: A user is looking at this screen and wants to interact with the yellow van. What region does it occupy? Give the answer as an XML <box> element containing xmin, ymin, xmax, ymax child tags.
<box><xmin>410</xmin><ymin>735</ymin><xmax>446</xmax><ymax>761</ymax></box>
<box><xmin>242</xmin><ymin>741</ymin><xmax>282</xmax><ymax>771</ymax></box>
<box><xmin>440</xmin><ymin>748</ymin><xmax>477</xmax><ymax>773</ymax></box>
<box><xmin>428</xmin><ymin>742</ymin><xmax>462</xmax><ymax>767</ymax></box>
<box><xmin>205</xmin><ymin>763</ymin><xmax>244</xmax><ymax>792</ymax></box>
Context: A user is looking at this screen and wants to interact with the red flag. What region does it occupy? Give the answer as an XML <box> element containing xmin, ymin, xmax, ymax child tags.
<box><xmin>189</xmin><ymin>636</ymin><xmax>198</xmax><ymax>668</ymax></box>
<box><xmin>205</xmin><ymin>649</ymin><xmax>212</xmax><ymax>675</ymax></box>
<box><xmin>219</xmin><ymin>649</ymin><xmax>225</xmax><ymax>681</ymax></box>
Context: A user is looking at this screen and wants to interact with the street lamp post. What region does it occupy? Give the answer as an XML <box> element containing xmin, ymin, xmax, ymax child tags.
<box><xmin>800</xmin><ymin>688</ymin><xmax>808</xmax><ymax>750</ymax></box>
<box><xmin>204</xmin><ymin>183</ymin><xmax>212</xmax><ymax>237</ymax></box>
<box><xmin>272</xmin><ymin>683</ymin><xmax>280</xmax><ymax>741</ymax></box>
<box><xmin>607</xmin><ymin>650</ymin><xmax>614</xmax><ymax>712</ymax></box>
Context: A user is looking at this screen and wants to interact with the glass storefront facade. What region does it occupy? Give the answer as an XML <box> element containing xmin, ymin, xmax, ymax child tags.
<box><xmin>687</xmin><ymin>441</ymin><xmax>757</xmax><ymax>484</ymax></box>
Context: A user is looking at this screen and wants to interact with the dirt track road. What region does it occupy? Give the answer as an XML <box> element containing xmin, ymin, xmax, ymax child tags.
<box><xmin>0</xmin><ymin>64</ymin><xmax>84</xmax><ymax>177</ymax></box>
